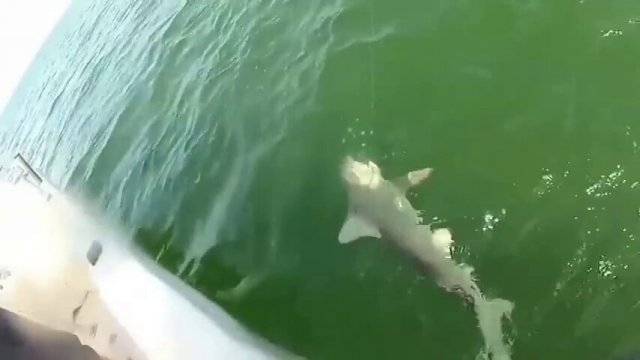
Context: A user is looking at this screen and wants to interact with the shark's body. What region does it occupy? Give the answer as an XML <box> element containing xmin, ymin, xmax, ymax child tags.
<box><xmin>339</xmin><ymin>157</ymin><xmax>513</xmax><ymax>359</ymax></box>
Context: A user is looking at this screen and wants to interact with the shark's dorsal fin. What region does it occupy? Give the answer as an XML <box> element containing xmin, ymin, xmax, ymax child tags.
<box><xmin>392</xmin><ymin>168</ymin><xmax>433</xmax><ymax>194</ymax></box>
<box><xmin>339</xmin><ymin>213</ymin><xmax>381</xmax><ymax>243</ymax></box>
<box><xmin>432</xmin><ymin>228</ymin><xmax>454</xmax><ymax>259</ymax></box>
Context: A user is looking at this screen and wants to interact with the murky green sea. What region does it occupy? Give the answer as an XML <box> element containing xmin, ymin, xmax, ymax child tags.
<box><xmin>2</xmin><ymin>0</ymin><xmax>640</xmax><ymax>358</ymax></box>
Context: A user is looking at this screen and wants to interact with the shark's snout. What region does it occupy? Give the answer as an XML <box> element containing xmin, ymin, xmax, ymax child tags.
<box><xmin>341</xmin><ymin>156</ymin><xmax>381</xmax><ymax>188</ymax></box>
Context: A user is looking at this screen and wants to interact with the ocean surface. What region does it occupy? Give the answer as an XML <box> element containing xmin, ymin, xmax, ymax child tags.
<box><xmin>2</xmin><ymin>0</ymin><xmax>640</xmax><ymax>358</ymax></box>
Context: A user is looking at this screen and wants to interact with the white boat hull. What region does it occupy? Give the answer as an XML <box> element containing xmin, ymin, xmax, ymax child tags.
<box><xmin>0</xmin><ymin>156</ymin><xmax>294</xmax><ymax>360</ymax></box>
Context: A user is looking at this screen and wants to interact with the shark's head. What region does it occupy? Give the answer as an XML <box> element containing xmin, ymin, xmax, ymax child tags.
<box><xmin>341</xmin><ymin>156</ymin><xmax>382</xmax><ymax>189</ymax></box>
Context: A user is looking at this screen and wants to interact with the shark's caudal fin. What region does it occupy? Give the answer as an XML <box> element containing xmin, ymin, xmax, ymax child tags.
<box><xmin>338</xmin><ymin>213</ymin><xmax>381</xmax><ymax>244</ymax></box>
<box><xmin>474</xmin><ymin>297</ymin><xmax>514</xmax><ymax>360</ymax></box>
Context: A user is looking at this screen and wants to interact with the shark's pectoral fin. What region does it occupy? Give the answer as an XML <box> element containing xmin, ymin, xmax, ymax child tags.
<box><xmin>392</xmin><ymin>168</ymin><xmax>433</xmax><ymax>193</ymax></box>
<box><xmin>339</xmin><ymin>213</ymin><xmax>381</xmax><ymax>244</ymax></box>
<box><xmin>432</xmin><ymin>228</ymin><xmax>454</xmax><ymax>259</ymax></box>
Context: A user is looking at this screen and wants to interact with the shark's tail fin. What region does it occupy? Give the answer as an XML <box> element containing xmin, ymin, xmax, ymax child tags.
<box><xmin>474</xmin><ymin>297</ymin><xmax>514</xmax><ymax>360</ymax></box>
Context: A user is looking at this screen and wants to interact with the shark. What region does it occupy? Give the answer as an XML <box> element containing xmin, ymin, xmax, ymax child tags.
<box><xmin>338</xmin><ymin>156</ymin><xmax>514</xmax><ymax>360</ymax></box>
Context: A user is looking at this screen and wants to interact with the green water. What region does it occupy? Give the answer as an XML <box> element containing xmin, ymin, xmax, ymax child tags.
<box><xmin>2</xmin><ymin>0</ymin><xmax>640</xmax><ymax>358</ymax></box>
